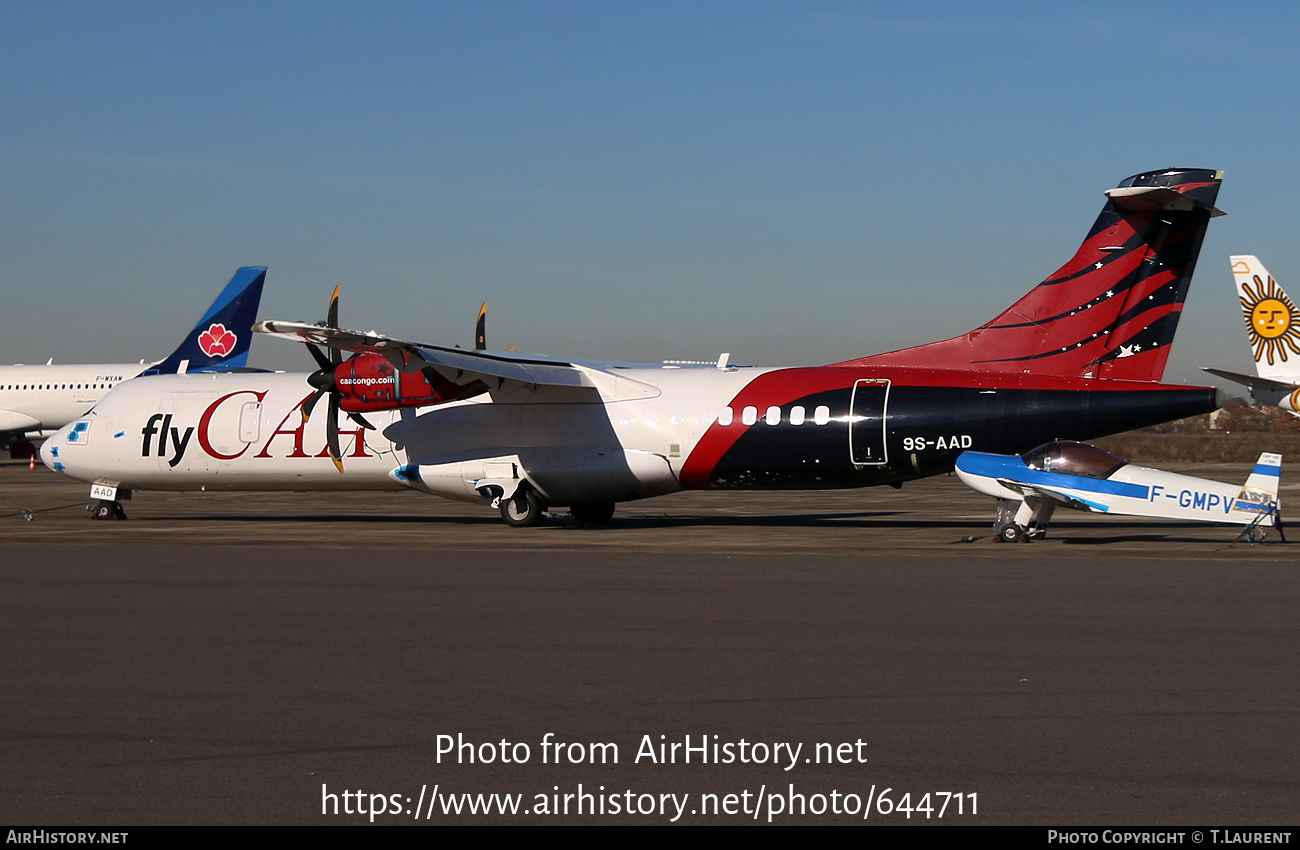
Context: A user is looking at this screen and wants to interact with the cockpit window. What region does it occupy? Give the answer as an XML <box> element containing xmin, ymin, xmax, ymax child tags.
<box><xmin>1021</xmin><ymin>441</ymin><xmax>1126</xmax><ymax>479</ymax></box>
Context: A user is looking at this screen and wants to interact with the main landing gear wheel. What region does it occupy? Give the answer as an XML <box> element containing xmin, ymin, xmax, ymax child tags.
<box><xmin>500</xmin><ymin>488</ymin><xmax>546</xmax><ymax>528</ymax></box>
<box><xmin>90</xmin><ymin>500</ymin><xmax>127</xmax><ymax>521</ymax></box>
<box><xmin>570</xmin><ymin>502</ymin><xmax>616</xmax><ymax>525</ymax></box>
<box><xmin>996</xmin><ymin>523</ymin><xmax>1025</xmax><ymax>543</ymax></box>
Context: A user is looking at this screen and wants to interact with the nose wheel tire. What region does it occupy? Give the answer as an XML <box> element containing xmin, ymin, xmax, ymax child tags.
<box><xmin>500</xmin><ymin>488</ymin><xmax>546</xmax><ymax>528</ymax></box>
<box><xmin>90</xmin><ymin>500</ymin><xmax>127</xmax><ymax>521</ymax></box>
<box><xmin>996</xmin><ymin>523</ymin><xmax>1025</xmax><ymax>543</ymax></box>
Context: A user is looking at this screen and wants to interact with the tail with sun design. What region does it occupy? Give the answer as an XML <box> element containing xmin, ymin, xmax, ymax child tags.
<box><xmin>841</xmin><ymin>168</ymin><xmax>1224</xmax><ymax>382</ymax></box>
<box><xmin>1203</xmin><ymin>256</ymin><xmax>1300</xmax><ymax>418</ymax></box>
<box><xmin>1230</xmin><ymin>256</ymin><xmax>1300</xmax><ymax>372</ymax></box>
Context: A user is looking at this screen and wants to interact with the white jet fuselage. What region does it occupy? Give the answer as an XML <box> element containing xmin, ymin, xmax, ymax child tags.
<box><xmin>0</xmin><ymin>363</ymin><xmax>138</xmax><ymax>435</ymax></box>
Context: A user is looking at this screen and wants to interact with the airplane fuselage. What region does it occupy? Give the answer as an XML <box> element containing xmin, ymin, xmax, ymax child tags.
<box><xmin>46</xmin><ymin>368</ymin><xmax>1221</xmax><ymax>511</ymax></box>
<box><xmin>1</xmin><ymin>265</ymin><xmax>268</xmax><ymax>441</ymax></box>
<box><xmin>0</xmin><ymin>363</ymin><xmax>140</xmax><ymax>436</ymax></box>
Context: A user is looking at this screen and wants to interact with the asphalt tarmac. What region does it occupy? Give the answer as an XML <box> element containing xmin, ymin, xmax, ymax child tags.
<box><xmin>2</xmin><ymin>460</ymin><xmax>1297</xmax><ymax>825</ymax></box>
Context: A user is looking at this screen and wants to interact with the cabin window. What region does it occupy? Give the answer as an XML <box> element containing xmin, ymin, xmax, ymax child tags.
<box><xmin>741</xmin><ymin>406</ymin><xmax>757</xmax><ymax>425</ymax></box>
<box><xmin>670</xmin><ymin>408</ymin><xmax>684</xmax><ymax>426</ymax></box>
<box><xmin>645</xmin><ymin>408</ymin><xmax>659</xmax><ymax>427</ymax></box>
<box><xmin>718</xmin><ymin>407</ymin><xmax>733</xmax><ymax>426</ymax></box>
<box><xmin>694</xmin><ymin>407</ymin><xmax>709</xmax><ymax>425</ymax></box>
<box><xmin>765</xmin><ymin>406</ymin><xmax>781</xmax><ymax>425</ymax></box>
<box><xmin>813</xmin><ymin>405</ymin><xmax>830</xmax><ymax>425</ymax></box>
<box><xmin>790</xmin><ymin>406</ymin><xmax>806</xmax><ymax>425</ymax></box>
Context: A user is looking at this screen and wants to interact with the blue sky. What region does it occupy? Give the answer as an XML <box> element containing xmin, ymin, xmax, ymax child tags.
<box><xmin>3</xmin><ymin>2</ymin><xmax>1300</xmax><ymax>388</ymax></box>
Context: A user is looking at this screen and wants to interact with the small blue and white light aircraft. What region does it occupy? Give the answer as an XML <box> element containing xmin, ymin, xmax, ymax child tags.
<box><xmin>955</xmin><ymin>441</ymin><xmax>1282</xmax><ymax>542</ymax></box>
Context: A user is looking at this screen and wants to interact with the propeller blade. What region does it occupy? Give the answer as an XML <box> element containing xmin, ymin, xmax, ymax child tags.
<box><xmin>305</xmin><ymin>342</ymin><xmax>333</xmax><ymax>373</ymax></box>
<box><xmin>476</xmin><ymin>302</ymin><xmax>487</xmax><ymax>350</ymax></box>
<box><xmin>300</xmin><ymin>284</ymin><xmax>358</xmax><ymax>469</ymax></box>
<box><xmin>301</xmin><ymin>388</ymin><xmax>327</xmax><ymax>423</ymax></box>
<box><xmin>327</xmin><ymin>286</ymin><xmax>341</xmax><ymax>367</ymax></box>
<box><xmin>326</xmin><ymin>394</ymin><xmax>344</xmax><ymax>474</ymax></box>
<box><xmin>348</xmin><ymin>411</ymin><xmax>376</xmax><ymax>431</ymax></box>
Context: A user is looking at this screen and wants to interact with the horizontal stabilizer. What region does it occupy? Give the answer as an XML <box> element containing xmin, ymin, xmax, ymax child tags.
<box><xmin>1201</xmin><ymin>367</ymin><xmax>1299</xmax><ymax>393</ymax></box>
<box><xmin>1105</xmin><ymin>186</ymin><xmax>1225</xmax><ymax>217</ymax></box>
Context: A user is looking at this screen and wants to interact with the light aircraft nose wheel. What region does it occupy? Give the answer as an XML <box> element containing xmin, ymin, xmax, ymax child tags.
<box><xmin>500</xmin><ymin>488</ymin><xmax>546</xmax><ymax>528</ymax></box>
<box><xmin>996</xmin><ymin>523</ymin><xmax>1025</xmax><ymax>543</ymax></box>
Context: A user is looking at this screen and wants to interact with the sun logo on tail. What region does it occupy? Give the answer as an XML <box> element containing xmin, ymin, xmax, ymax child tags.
<box><xmin>1240</xmin><ymin>273</ymin><xmax>1300</xmax><ymax>365</ymax></box>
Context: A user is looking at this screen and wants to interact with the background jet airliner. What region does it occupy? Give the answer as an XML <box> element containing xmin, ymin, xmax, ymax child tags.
<box><xmin>0</xmin><ymin>266</ymin><xmax>266</xmax><ymax>455</ymax></box>
<box><xmin>45</xmin><ymin>168</ymin><xmax>1227</xmax><ymax>527</ymax></box>
<box><xmin>1203</xmin><ymin>255</ymin><xmax>1300</xmax><ymax>417</ymax></box>
<box><xmin>956</xmin><ymin>441</ymin><xmax>1282</xmax><ymax>543</ymax></box>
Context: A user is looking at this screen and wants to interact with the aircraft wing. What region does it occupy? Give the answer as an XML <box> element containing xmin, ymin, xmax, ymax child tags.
<box><xmin>254</xmin><ymin>320</ymin><xmax>597</xmax><ymax>390</ymax></box>
<box><xmin>995</xmin><ymin>478</ymin><xmax>1107</xmax><ymax>513</ymax></box>
<box><xmin>1201</xmin><ymin>367</ymin><xmax>1299</xmax><ymax>393</ymax></box>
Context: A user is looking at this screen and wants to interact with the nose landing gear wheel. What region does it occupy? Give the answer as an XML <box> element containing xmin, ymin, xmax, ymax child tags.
<box><xmin>996</xmin><ymin>522</ymin><xmax>1025</xmax><ymax>543</ymax></box>
<box><xmin>90</xmin><ymin>500</ymin><xmax>127</xmax><ymax>521</ymax></box>
<box><xmin>500</xmin><ymin>488</ymin><xmax>546</xmax><ymax>528</ymax></box>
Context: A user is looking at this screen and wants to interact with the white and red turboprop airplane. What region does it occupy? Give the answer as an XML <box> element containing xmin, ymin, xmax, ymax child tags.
<box><xmin>45</xmin><ymin>168</ymin><xmax>1227</xmax><ymax>526</ymax></box>
<box><xmin>956</xmin><ymin>441</ymin><xmax>1282</xmax><ymax>542</ymax></box>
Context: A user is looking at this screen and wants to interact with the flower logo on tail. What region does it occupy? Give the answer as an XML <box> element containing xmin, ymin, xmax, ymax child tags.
<box><xmin>198</xmin><ymin>323</ymin><xmax>238</xmax><ymax>357</ymax></box>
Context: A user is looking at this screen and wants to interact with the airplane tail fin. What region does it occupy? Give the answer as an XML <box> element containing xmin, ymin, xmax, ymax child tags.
<box><xmin>1229</xmin><ymin>256</ymin><xmax>1300</xmax><ymax>376</ymax></box>
<box><xmin>1233</xmin><ymin>451</ymin><xmax>1282</xmax><ymax>525</ymax></box>
<box><xmin>144</xmin><ymin>267</ymin><xmax>267</xmax><ymax>376</ymax></box>
<box><xmin>842</xmin><ymin>168</ymin><xmax>1224</xmax><ymax>381</ymax></box>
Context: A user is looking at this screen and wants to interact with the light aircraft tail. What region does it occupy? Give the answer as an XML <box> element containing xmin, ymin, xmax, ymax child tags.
<box><xmin>143</xmin><ymin>267</ymin><xmax>267</xmax><ymax>375</ymax></box>
<box><xmin>1233</xmin><ymin>451</ymin><xmax>1282</xmax><ymax>525</ymax></box>
<box><xmin>843</xmin><ymin>168</ymin><xmax>1224</xmax><ymax>381</ymax></box>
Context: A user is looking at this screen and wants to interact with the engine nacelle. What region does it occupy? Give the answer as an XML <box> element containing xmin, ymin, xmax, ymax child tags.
<box><xmin>335</xmin><ymin>353</ymin><xmax>451</xmax><ymax>412</ymax></box>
